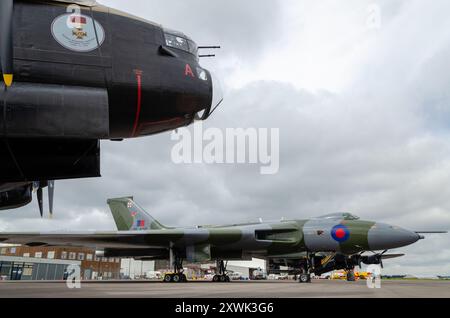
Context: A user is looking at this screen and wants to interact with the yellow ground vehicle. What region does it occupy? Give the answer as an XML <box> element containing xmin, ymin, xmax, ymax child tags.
<box><xmin>332</xmin><ymin>271</ymin><xmax>371</xmax><ymax>280</ymax></box>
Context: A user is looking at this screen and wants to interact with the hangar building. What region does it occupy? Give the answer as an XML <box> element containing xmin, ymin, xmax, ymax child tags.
<box><xmin>0</xmin><ymin>245</ymin><xmax>121</xmax><ymax>280</ymax></box>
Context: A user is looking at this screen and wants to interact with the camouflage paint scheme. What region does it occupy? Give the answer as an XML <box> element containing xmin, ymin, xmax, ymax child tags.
<box><xmin>0</xmin><ymin>197</ymin><xmax>422</xmax><ymax>265</ymax></box>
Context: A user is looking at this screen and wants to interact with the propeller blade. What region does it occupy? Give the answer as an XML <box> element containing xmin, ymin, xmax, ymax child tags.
<box><xmin>48</xmin><ymin>180</ymin><xmax>55</xmax><ymax>218</ymax></box>
<box><xmin>0</xmin><ymin>0</ymin><xmax>14</xmax><ymax>87</ymax></box>
<box><xmin>37</xmin><ymin>187</ymin><xmax>44</xmax><ymax>218</ymax></box>
<box><xmin>380</xmin><ymin>250</ymin><xmax>387</xmax><ymax>268</ymax></box>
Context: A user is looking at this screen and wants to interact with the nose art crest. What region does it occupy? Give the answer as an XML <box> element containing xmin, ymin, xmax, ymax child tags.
<box><xmin>331</xmin><ymin>224</ymin><xmax>350</xmax><ymax>243</ymax></box>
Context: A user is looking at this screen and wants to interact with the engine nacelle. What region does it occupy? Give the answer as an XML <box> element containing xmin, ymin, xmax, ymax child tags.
<box><xmin>0</xmin><ymin>83</ymin><xmax>109</xmax><ymax>139</ymax></box>
<box><xmin>0</xmin><ymin>184</ymin><xmax>32</xmax><ymax>210</ymax></box>
<box><xmin>0</xmin><ymin>138</ymin><xmax>100</xmax><ymax>182</ymax></box>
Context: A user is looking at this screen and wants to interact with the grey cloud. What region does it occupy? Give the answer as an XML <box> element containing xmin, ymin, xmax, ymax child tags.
<box><xmin>102</xmin><ymin>0</ymin><xmax>284</xmax><ymax>62</ymax></box>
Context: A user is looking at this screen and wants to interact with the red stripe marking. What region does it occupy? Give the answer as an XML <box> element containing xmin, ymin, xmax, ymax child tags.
<box><xmin>131</xmin><ymin>71</ymin><xmax>143</xmax><ymax>137</ymax></box>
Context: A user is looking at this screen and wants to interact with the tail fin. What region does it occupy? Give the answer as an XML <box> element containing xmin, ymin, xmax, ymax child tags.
<box><xmin>107</xmin><ymin>197</ymin><xmax>167</xmax><ymax>231</ymax></box>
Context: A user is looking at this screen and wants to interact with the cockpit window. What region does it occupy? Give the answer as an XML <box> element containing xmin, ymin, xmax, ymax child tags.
<box><xmin>187</xmin><ymin>40</ymin><xmax>198</xmax><ymax>55</ymax></box>
<box><xmin>164</xmin><ymin>33</ymin><xmax>198</xmax><ymax>56</ymax></box>
<box><xmin>165</xmin><ymin>33</ymin><xmax>189</xmax><ymax>51</ymax></box>
<box><xmin>317</xmin><ymin>213</ymin><xmax>360</xmax><ymax>221</ymax></box>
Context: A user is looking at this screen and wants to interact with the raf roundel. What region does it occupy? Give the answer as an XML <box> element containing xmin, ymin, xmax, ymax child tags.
<box><xmin>331</xmin><ymin>224</ymin><xmax>350</xmax><ymax>243</ymax></box>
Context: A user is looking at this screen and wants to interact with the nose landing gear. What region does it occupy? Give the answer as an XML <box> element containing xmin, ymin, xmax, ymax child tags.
<box><xmin>298</xmin><ymin>253</ymin><xmax>314</xmax><ymax>284</ymax></box>
<box><xmin>298</xmin><ymin>273</ymin><xmax>311</xmax><ymax>283</ymax></box>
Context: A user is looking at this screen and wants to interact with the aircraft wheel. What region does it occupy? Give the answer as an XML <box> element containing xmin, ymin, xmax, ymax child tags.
<box><xmin>181</xmin><ymin>274</ymin><xmax>188</xmax><ymax>282</ymax></box>
<box><xmin>219</xmin><ymin>275</ymin><xmax>227</xmax><ymax>283</ymax></box>
<box><xmin>298</xmin><ymin>274</ymin><xmax>311</xmax><ymax>283</ymax></box>
<box><xmin>213</xmin><ymin>275</ymin><xmax>220</xmax><ymax>282</ymax></box>
<box><xmin>164</xmin><ymin>274</ymin><xmax>173</xmax><ymax>283</ymax></box>
<box><xmin>225</xmin><ymin>275</ymin><xmax>231</xmax><ymax>282</ymax></box>
<box><xmin>173</xmin><ymin>274</ymin><xmax>181</xmax><ymax>283</ymax></box>
<box><xmin>347</xmin><ymin>271</ymin><xmax>356</xmax><ymax>282</ymax></box>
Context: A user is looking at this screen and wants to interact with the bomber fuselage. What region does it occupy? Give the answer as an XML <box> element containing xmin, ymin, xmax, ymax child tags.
<box><xmin>6</xmin><ymin>0</ymin><xmax>214</xmax><ymax>140</ymax></box>
<box><xmin>0</xmin><ymin>0</ymin><xmax>218</xmax><ymax>186</ymax></box>
<box><xmin>167</xmin><ymin>217</ymin><xmax>421</xmax><ymax>260</ymax></box>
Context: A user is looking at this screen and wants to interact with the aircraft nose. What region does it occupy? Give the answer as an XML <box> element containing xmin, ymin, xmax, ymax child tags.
<box><xmin>210</xmin><ymin>71</ymin><xmax>223</xmax><ymax>114</ymax></box>
<box><xmin>368</xmin><ymin>223</ymin><xmax>421</xmax><ymax>251</ymax></box>
<box><xmin>194</xmin><ymin>70</ymin><xmax>223</xmax><ymax>121</ymax></box>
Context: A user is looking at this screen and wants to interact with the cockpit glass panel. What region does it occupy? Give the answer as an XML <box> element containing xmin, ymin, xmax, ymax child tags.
<box><xmin>164</xmin><ymin>33</ymin><xmax>197</xmax><ymax>57</ymax></box>
<box><xmin>165</xmin><ymin>33</ymin><xmax>189</xmax><ymax>52</ymax></box>
<box><xmin>188</xmin><ymin>40</ymin><xmax>198</xmax><ymax>55</ymax></box>
<box><xmin>317</xmin><ymin>213</ymin><xmax>360</xmax><ymax>220</ymax></box>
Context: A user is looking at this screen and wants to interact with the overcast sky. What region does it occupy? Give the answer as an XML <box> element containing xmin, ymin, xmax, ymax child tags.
<box><xmin>2</xmin><ymin>0</ymin><xmax>450</xmax><ymax>276</ymax></box>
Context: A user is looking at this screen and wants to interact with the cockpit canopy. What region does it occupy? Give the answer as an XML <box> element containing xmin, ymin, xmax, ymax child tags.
<box><xmin>164</xmin><ymin>29</ymin><xmax>198</xmax><ymax>56</ymax></box>
<box><xmin>316</xmin><ymin>213</ymin><xmax>360</xmax><ymax>221</ymax></box>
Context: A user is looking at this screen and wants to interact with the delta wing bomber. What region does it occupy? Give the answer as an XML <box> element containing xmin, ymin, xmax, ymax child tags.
<box><xmin>1</xmin><ymin>197</ymin><xmax>444</xmax><ymax>284</ymax></box>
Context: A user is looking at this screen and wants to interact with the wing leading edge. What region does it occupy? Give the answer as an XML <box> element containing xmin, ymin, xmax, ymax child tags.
<box><xmin>0</xmin><ymin>230</ymin><xmax>185</xmax><ymax>249</ymax></box>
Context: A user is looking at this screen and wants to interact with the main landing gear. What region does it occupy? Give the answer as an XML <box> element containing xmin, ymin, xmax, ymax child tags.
<box><xmin>212</xmin><ymin>260</ymin><xmax>230</xmax><ymax>283</ymax></box>
<box><xmin>163</xmin><ymin>253</ymin><xmax>187</xmax><ymax>283</ymax></box>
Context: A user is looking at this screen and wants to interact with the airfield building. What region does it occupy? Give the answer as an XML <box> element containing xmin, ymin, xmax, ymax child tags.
<box><xmin>0</xmin><ymin>246</ymin><xmax>121</xmax><ymax>280</ymax></box>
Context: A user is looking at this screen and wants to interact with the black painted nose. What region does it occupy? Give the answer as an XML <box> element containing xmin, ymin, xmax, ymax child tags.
<box><xmin>196</xmin><ymin>70</ymin><xmax>223</xmax><ymax>121</ymax></box>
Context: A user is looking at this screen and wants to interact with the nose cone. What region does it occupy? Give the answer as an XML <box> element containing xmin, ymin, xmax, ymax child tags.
<box><xmin>210</xmin><ymin>71</ymin><xmax>223</xmax><ymax>112</ymax></box>
<box><xmin>194</xmin><ymin>70</ymin><xmax>223</xmax><ymax>121</ymax></box>
<box><xmin>368</xmin><ymin>223</ymin><xmax>421</xmax><ymax>251</ymax></box>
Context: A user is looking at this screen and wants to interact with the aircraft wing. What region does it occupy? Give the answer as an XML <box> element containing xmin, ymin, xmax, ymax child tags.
<box><xmin>0</xmin><ymin>230</ymin><xmax>184</xmax><ymax>249</ymax></box>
